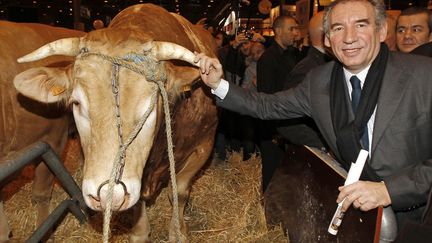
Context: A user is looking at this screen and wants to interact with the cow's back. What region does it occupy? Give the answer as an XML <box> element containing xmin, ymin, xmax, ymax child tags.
<box><xmin>0</xmin><ymin>21</ymin><xmax>84</xmax><ymax>158</ymax></box>
<box><xmin>109</xmin><ymin>4</ymin><xmax>216</xmax><ymax>55</ymax></box>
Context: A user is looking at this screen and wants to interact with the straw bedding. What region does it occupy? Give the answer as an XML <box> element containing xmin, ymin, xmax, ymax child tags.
<box><xmin>3</xmin><ymin>138</ymin><xmax>287</xmax><ymax>242</ymax></box>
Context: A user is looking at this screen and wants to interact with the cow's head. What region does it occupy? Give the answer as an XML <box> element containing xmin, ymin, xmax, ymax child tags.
<box><xmin>13</xmin><ymin>29</ymin><xmax>202</xmax><ymax>211</ymax></box>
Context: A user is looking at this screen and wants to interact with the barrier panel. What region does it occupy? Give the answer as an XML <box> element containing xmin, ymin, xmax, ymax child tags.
<box><xmin>0</xmin><ymin>141</ymin><xmax>87</xmax><ymax>243</ymax></box>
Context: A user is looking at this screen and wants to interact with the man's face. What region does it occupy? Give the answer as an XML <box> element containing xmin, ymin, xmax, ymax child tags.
<box><xmin>396</xmin><ymin>13</ymin><xmax>431</xmax><ymax>53</ymax></box>
<box><xmin>277</xmin><ymin>18</ymin><xmax>300</xmax><ymax>48</ymax></box>
<box><xmin>240</xmin><ymin>41</ymin><xmax>252</xmax><ymax>56</ymax></box>
<box><xmin>324</xmin><ymin>1</ymin><xmax>387</xmax><ymax>73</ymax></box>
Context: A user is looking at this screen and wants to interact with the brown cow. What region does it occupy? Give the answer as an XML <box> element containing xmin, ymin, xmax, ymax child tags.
<box><xmin>13</xmin><ymin>4</ymin><xmax>218</xmax><ymax>242</ymax></box>
<box><xmin>0</xmin><ymin>21</ymin><xmax>84</xmax><ymax>241</ymax></box>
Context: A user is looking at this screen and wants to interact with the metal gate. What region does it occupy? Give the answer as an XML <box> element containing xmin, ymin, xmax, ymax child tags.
<box><xmin>0</xmin><ymin>141</ymin><xmax>87</xmax><ymax>243</ymax></box>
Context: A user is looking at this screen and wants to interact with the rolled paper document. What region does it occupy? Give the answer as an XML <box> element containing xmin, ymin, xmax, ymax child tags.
<box><xmin>328</xmin><ymin>149</ymin><xmax>369</xmax><ymax>235</ymax></box>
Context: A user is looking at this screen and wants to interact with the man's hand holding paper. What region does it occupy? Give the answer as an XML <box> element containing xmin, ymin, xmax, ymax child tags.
<box><xmin>337</xmin><ymin>180</ymin><xmax>392</xmax><ymax>212</ymax></box>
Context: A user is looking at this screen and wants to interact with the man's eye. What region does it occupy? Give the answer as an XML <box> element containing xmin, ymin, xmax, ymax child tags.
<box><xmin>356</xmin><ymin>23</ymin><xmax>367</xmax><ymax>28</ymax></box>
<box><xmin>413</xmin><ymin>27</ymin><xmax>422</xmax><ymax>32</ymax></box>
<box><xmin>397</xmin><ymin>28</ymin><xmax>405</xmax><ymax>33</ymax></box>
<box><xmin>332</xmin><ymin>26</ymin><xmax>343</xmax><ymax>32</ymax></box>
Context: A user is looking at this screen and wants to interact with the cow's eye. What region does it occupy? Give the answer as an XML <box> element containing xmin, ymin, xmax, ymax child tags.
<box><xmin>69</xmin><ymin>99</ymin><xmax>80</xmax><ymax>106</ymax></box>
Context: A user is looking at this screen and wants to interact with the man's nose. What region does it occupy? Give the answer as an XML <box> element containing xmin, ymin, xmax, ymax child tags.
<box><xmin>343</xmin><ymin>27</ymin><xmax>358</xmax><ymax>43</ymax></box>
<box><xmin>403</xmin><ymin>29</ymin><xmax>413</xmax><ymax>39</ymax></box>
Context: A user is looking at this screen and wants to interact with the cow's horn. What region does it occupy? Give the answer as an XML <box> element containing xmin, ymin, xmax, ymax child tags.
<box><xmin>17</xmin><ymin>37</ymin><xmax>81</xmax><ymax>63</ymax></box>
<box><xmin>149</xmin><ymin>41</ymin><xmax>200</xmax><ymax>67</ymax></box>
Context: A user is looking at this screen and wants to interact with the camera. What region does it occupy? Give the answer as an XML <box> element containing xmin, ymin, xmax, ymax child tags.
<box><xmin>245</xmin><ymin>31</ymin><xmax>254</xmax><ymax>40</ymax></box>
<box><xmin>238</xmin><ymin>26</ymin><xmax>254</xmax><ymax>40</ymax></box>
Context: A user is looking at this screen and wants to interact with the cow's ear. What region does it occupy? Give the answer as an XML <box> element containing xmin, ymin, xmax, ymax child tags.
<box><xmin>165</xmin><ymin>64</ymin><xmax>200</xmax><ymax>93</ymax></box>
<box><xmin>14</xmin><ymin>66</ymin><xmax>72</xmax><ymax>103</ymax></box>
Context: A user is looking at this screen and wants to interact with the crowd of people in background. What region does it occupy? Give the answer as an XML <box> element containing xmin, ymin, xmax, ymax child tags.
<box><xmin>197</xmin><ymin>0</ymin><xmax>432</xmax><ymax>241</ymax></box>
<box><xmin>206</xmin><ymin>4</ymin><xmax>432</xmax><ymax>195</ymax></box>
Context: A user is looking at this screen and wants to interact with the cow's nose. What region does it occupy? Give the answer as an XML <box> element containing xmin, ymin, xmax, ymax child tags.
<box><xmin>86</xmin><ymin>180</ymin><xmax>130</xmax><ymax>211</ymax></box>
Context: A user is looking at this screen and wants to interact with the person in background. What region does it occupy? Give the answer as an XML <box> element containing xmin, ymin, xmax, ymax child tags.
<box><xmin>282</xmin><ymin>11</ymin><xmax>331</xmax><ymax>90</ymax></box>
<box><xmin>195</xmin><ymin>0</ymin><xmax>432</xmax><ymax>237</ymax></box>
<box><xmin>242</xmin><ymin>42</ymin><xmax>266</xmax><ymax>91</ymax></box>
<box><xmin>278</xmin><ymin>11</ymin><xmax>331</xmax><ymax>150</ymax></box>
<box><xmin>213</xmin><ymin>31</ymin><xmax>265</xmax><ymax>162</ymax></box>
<box><xmin>256</xmin><ymin>15</ymin><xmax>301</xmax><ymax>192</ymax></box>
<box><xmin>396</xmin><ymin>7</ymin><xmax>432</xmax><ymax>56</ymax></box>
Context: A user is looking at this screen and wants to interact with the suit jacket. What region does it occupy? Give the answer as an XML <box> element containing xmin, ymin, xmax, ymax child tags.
<box><xmin>257</xmin><ymin>42</ymin><xmax>300</xmax><ymax>94</ymax></box>
<box><xmin>282</xmin><ymin>46</ymin><xmax>331</xmax><ymax>90</ymax></box>
<box><xmin>218</xmin><ymin>51</ymin><xmax>432</xmax><ymax>215</ymax></box>
<box><xmin>411</xmin><ymin>42</ymin><xmax>432</xmax><ymax>58</ymax></box>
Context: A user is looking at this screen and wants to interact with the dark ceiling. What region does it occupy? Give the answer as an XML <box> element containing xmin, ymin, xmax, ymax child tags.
<box><xmin>0</xmin><ymin>0</ymin><xmax>430</xmax><ymax>30</ymax></box>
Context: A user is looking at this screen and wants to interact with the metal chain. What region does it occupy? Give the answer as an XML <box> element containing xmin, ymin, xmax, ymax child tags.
<box><xmin>111</xmin><ymin>64</ymin><xmax>126</xmax><ymax>183</ymax></box>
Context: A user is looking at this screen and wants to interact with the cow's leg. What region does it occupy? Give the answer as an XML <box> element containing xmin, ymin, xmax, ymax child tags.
<box><xmin>0</xmin><ymin>194</ymin><xmax>11</xmax><ymax>243</ymax></box>
<box><xmin>130</xmin><ymin>200</ymin><xmax>151</xmax><ymax>243</ymax></box>
<box><xmin>168</xmin><ymin>139</ymin><xmax>213</xmax><ymax>243</ymax></box>
<box><xmin>32</xmin><ymin>162</ymin><xmax>54</xmax><ymax>228</ymax></box>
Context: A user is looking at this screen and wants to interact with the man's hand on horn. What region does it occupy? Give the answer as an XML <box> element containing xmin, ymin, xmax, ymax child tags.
<box><xmin>194</xmin><ymin>53</ymin><xmax>223</xmax><ymax>90</ymax></box>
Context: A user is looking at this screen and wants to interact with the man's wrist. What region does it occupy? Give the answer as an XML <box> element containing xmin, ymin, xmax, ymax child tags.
<box><xmin>211</xmin><ymin>79</ymin><xmax>229</xmax><ymax>99</ymax></box>
<box><xmin>380</xmin><ymin>181</ymin><xmax>392</xmax><ymax>206</ymax></box>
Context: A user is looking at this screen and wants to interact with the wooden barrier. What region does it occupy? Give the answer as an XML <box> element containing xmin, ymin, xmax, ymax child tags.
<box><xmin>264</xmin><ymin>144</ymin><xmax>381</xmax><ymax>243</ymax></box>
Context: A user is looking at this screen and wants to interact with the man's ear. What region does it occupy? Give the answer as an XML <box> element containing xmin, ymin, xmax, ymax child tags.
<box><xmin>13</xmin><ymin>66</ymin><xmax>72</xmax><ymax>103</ymax></box>
<box><xmin>379</xmin><ymin>21</ymin><xmax>388</xmax><ymax>42</ymax></box>
<box><xmin>274</xmin><ymin>27</ymin><xmax>281</xmax><ymax>37</ymax></box>
<box><xmin>324</xmin><ymin>35</ymin><xmax>331</xmax><ymax>48</ymax></box>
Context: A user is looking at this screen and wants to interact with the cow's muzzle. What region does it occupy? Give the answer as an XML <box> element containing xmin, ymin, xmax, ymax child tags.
<box><xmin>87</xmin><ymin>180</ymin><xmax>130</xmax><ymax>211</ymax></box>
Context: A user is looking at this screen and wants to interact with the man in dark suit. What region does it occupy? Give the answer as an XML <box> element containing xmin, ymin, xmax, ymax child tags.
<box><xmin>256</xmin><ymin>14</ymin><xmax>301</xmax><ymax>192</ymax></box>
<box><xmin>196</xmin><ymin>0</ymin><xmax>432</xmax><ymax>233</ymax></box>
<box><xmin>278</xmin><ymin>11</ymin><xmax>331</xmax><ymax>149</ymax></box>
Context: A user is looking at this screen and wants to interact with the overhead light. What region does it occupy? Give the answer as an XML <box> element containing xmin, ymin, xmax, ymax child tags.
<box><xmin>208</xmin><ymin>5</ymin><xmax>211</xmax><ymax>7</ymax></box>
<box><xmin>47</xmin><ymin>5</ymin><xmax>51</xmax><ymax>8</ymax></box>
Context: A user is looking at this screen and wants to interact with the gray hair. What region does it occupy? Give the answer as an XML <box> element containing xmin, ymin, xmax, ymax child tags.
<box><xmin>323</xmin><ymin>0</ymin><xmax>387</xmax><ymax>36</ymax></box>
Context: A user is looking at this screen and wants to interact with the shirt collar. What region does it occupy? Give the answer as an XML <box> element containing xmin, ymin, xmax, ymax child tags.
<box><xmin>343</xmin><ymin>64</ymin><xmax>371</xmax><ymax>87</ymax></box>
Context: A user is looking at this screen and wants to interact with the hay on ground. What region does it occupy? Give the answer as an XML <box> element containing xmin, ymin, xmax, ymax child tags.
<box><xmin>4</xmin><ymin>139</ymin><xmax>287</xmax><ymax>242</ymax></box>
